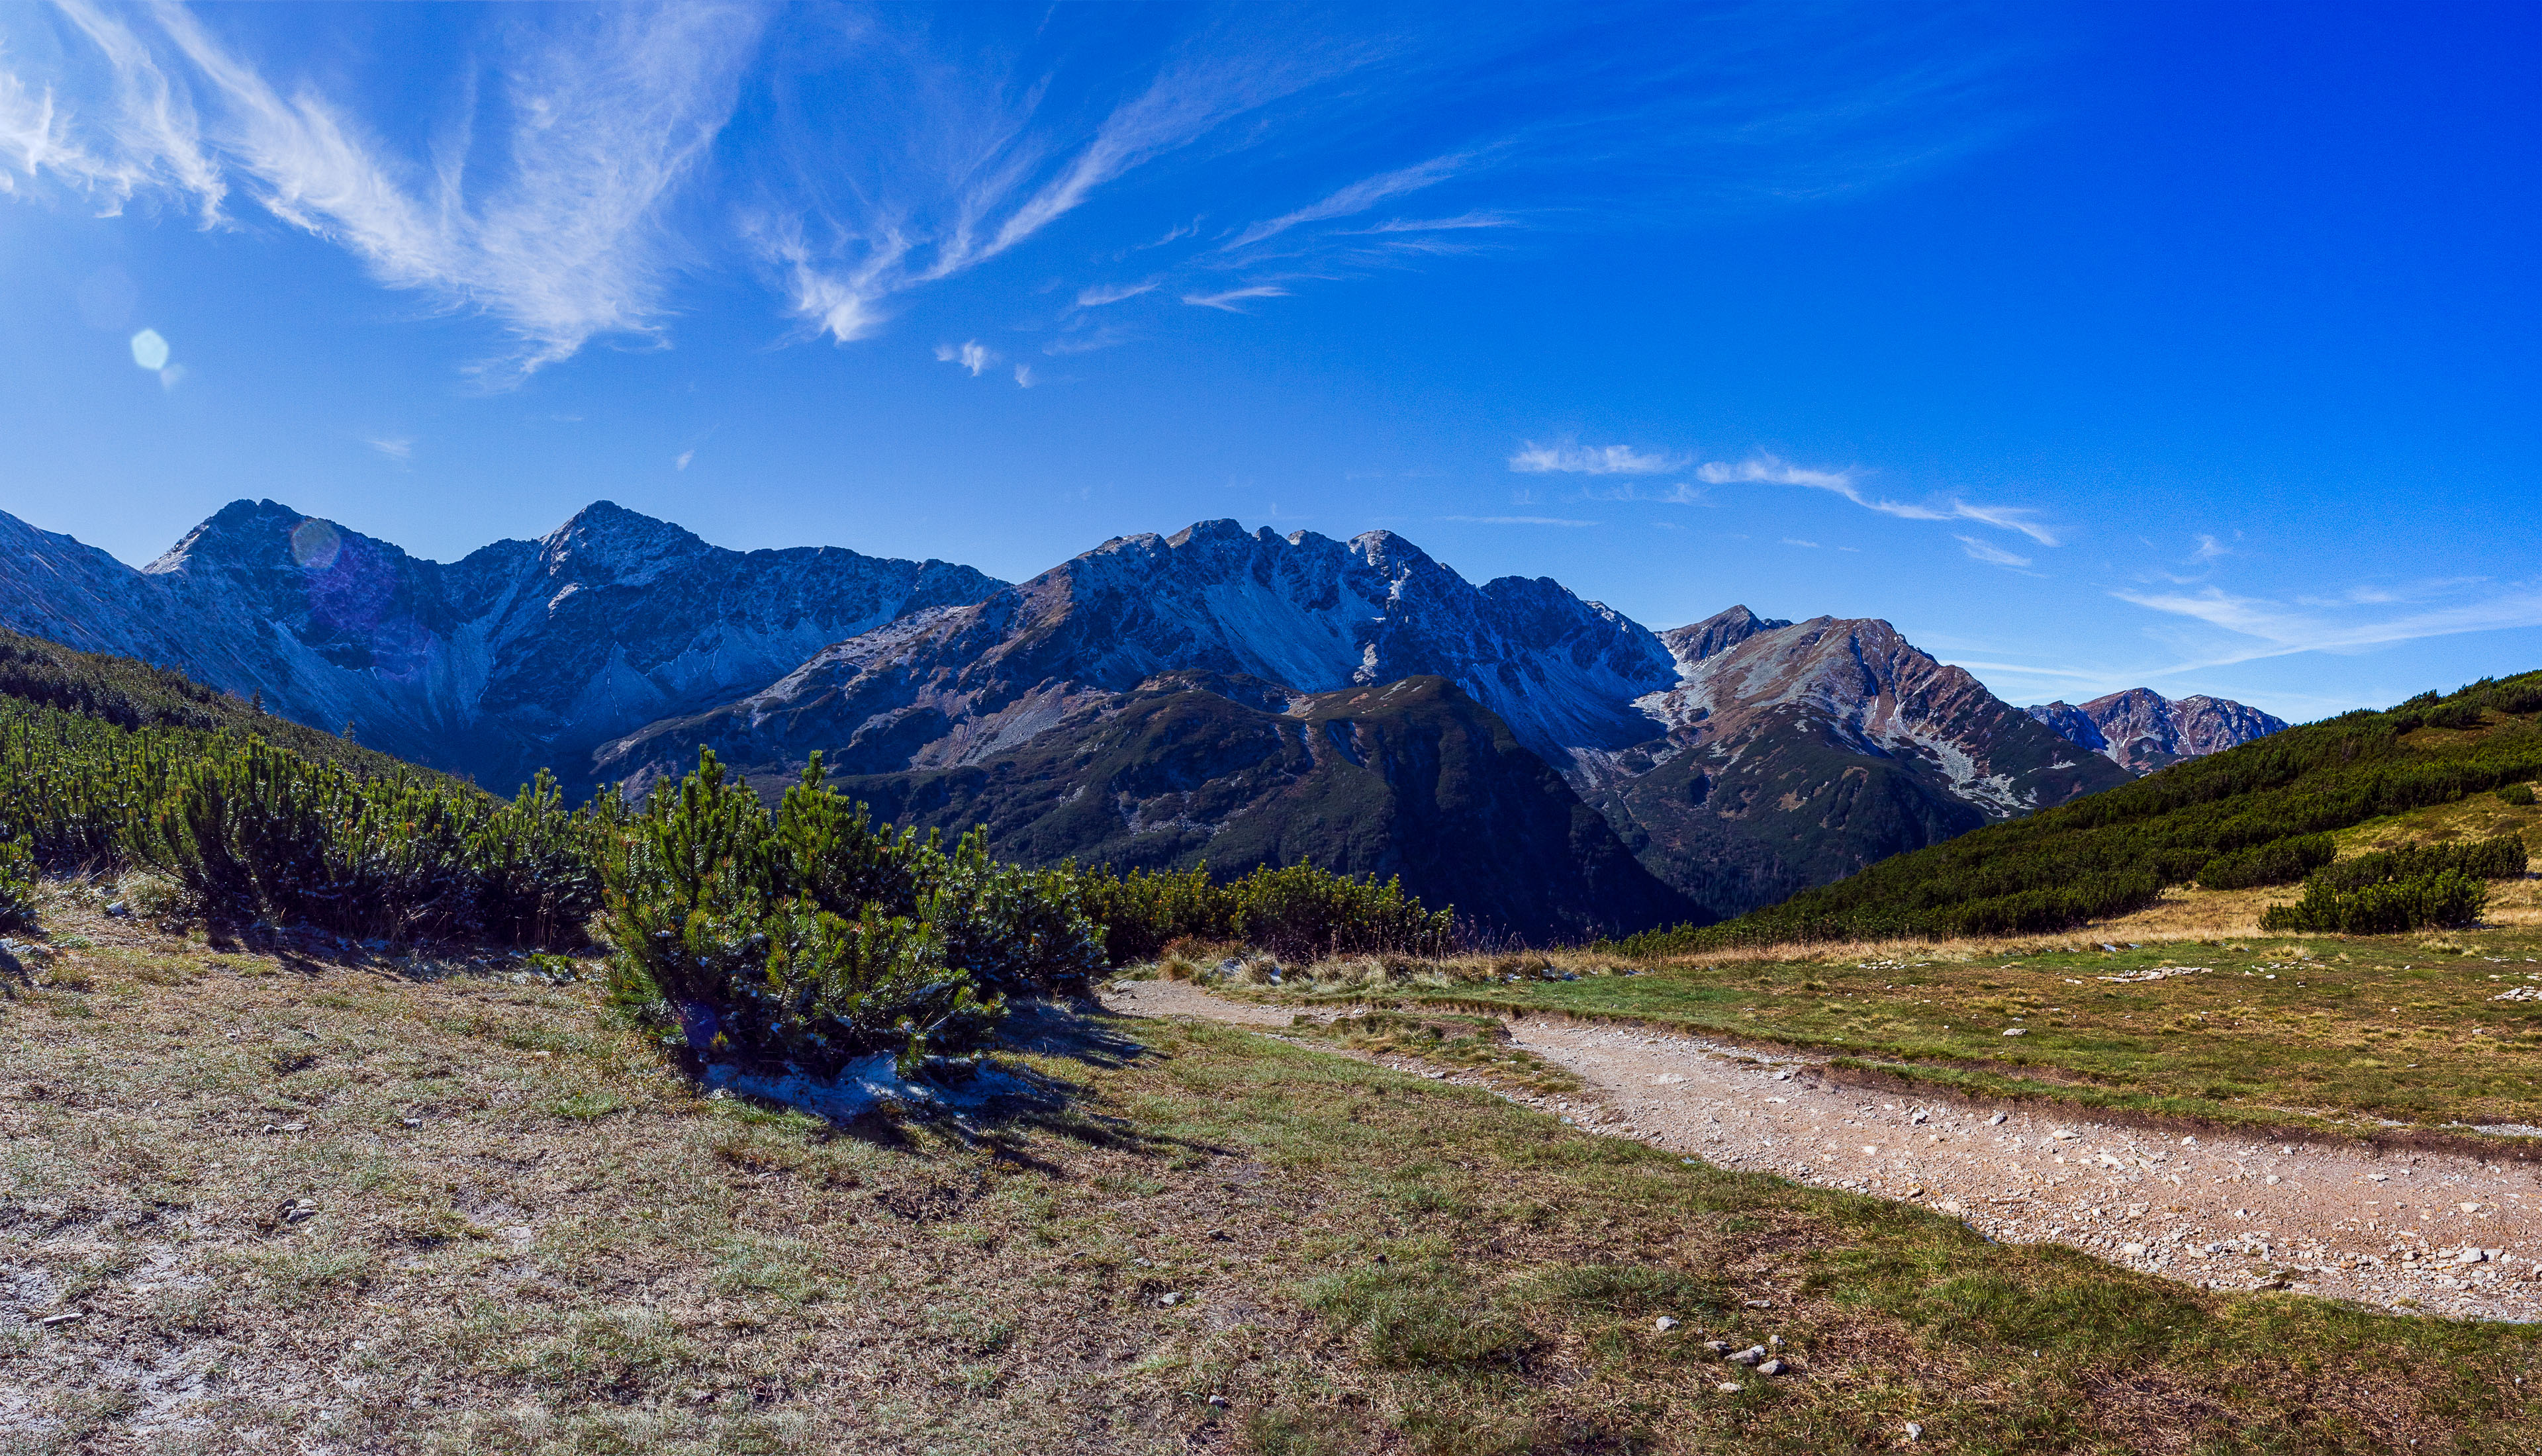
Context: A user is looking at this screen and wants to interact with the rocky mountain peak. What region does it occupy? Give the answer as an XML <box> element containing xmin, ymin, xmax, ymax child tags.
<box><xmin>2026</xmin><ymin>688</ymin><xmax>2288</xmax><ymax>772</ymax></box>
<box><xmin>144</xmin><ymin>499</ymin><xmax>387</xmax><ymax>576</ymax></box>
<box><xmin>538</xmin><ymin>500</ymin><xmax>710</xmax><ymax>587</ymax></box>
<box><xmin>1661</xmin><ymin>605</ymin><xmax>1794</xmax><ymax>670</ymax></box>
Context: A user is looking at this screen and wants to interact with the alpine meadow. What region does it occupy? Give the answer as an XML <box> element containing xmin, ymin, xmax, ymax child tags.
<box><xmin>5</xmin><ymin>3</ymin><xmax>2542</xmax><ymax>1453</ymax></box>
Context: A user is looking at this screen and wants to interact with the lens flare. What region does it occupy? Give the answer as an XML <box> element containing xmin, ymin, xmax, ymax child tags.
<box><xmin>290</xmin><ymin>519</ymin><xmax>343</xmax><ymax>572</ymax></box>
<box><xmin>129</xmin><ymin>329</ymin><xmax>170</xmax><ymax>371</ymax></box>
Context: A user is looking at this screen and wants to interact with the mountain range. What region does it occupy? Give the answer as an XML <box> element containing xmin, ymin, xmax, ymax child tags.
<box><xmin>2024</xmin><ymin>689</ymin><xmax>2290</xmax><ymax>774</ymax></box>
<box><xmin>0</xmin><ymin>500</ymin><xmax>2288</xmax><ymax>942</ymax></box>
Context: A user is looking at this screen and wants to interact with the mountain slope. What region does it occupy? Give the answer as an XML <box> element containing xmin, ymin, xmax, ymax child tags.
<box><xmin>0</xmin><ymin>500</ymin><xmax>1002</xmax><ymax>794</ymax></box>
<box><xmin>601</xmin><ymin>520</ymin><xmax>1676</xmax><ymax>786</ymax></box>
<box><xmin>816</xmin><ymin>673</ymin><xmax>1695</xmax><ymax>944</ymax></box>
<box><xmin>2026</xmin><ymin>688</ymin><xmax>2289</xmax><ymax>772</ymax></box>
<box><xmin>1577</xmin><ymin>609</ymin><xmax>2136</xmax><ymax>920</ymax></box>
<box><xmin>1652</xmin><ymin>670</ymin><xmax>2542</xmax><ymax>948</ymax></box>
<box><xmin>0</xmin><ymin>624</ymin><xmax>447</xmax><ymax>782</ymax></box>
<box><xmin>596</xmin><ymin>521</ymin><xmax>1693</xmax><ymax>939</ymax></box>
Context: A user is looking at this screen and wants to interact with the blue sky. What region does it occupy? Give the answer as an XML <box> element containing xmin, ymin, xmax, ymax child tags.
<box><xmin>2</xmin><ymin>1</ymin><xmax>2536</xmax><ymax>723</ymax></box>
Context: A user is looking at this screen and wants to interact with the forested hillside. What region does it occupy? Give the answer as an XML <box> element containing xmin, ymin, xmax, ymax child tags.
<box><xmin>0</xmin><ymin>626</ymin><xmax>437</xmax><ymax>779</ymax></box>
<box><xmin>1623</xmin><ymin>670</ymin><xmax>2542</xmax><ymax>951</ymax></box>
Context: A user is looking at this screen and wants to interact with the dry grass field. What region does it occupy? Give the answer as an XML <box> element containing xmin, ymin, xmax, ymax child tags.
<box><xmin>10</xmin><ymin>879</ymin><xmax>2542</xmax><ymax>1455</ymax></box>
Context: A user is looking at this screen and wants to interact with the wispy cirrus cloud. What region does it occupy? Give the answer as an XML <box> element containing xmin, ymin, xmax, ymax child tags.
<box><xmin>1509</xmin><ymin>441</ymin><xmax>1687</xmax><ymax>475</ymax></box>
<box><xmin>4</xmin><ymin>3</ymin><xmax>2034</xmax><ymax>374</ymax></box>
<box><xmin>1182</xmin><ymin>285</ymin><xmax>1290</xmax><ymax>312</ymax></box>
<box><xmin>1956</xmin><ymin>534</ymin><xmax>2031</xmax><ymax>568</ymax></box>
<box><xmin>2113</xmin><ymin>580</ymin><xmax>2542</xmax><ymax>664</ymax></box>
<box><xmin>363</xmin><ymin>435</ymin><xmax>413</xmax><ymax>461</ymax></box>
<box><xmin>1446</xmin><ymin>515</ymin><xmax>1599</xmax><ymax>527</ymax></box>
<box><xmin>1221</xmin><ymin>151</ymin><xmax>1476</xmax><ymax>250</ymax></box>
<box><xmin>6</xmin><ymin>1</ymin><xmax>761</xmax><ymax>379</ymax></box>
<box><xmin>1075</xmin><ymin>279</ymin><xmax>1159</xmax><ymax>308</ymax></box>
<box><xmin>1697</xmin><ymin>454</ymin><xmax>2060</xmax><ymax>546</ymax></box>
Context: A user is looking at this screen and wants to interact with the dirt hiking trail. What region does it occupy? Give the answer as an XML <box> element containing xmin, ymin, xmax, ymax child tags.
<box><xmin>1101</xmin><ymin>980</ymin><xmax>2542</xmax><ymax>1323</ymax></box>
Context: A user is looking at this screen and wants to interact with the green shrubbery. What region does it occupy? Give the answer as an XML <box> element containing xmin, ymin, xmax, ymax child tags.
<box><xmin>0</xmin><ymin>836</ymin><xmax>35</xmax><ymax>933</ymax></box>
<box><xmin>0</xmin><ymin>631</ymin><xmax>1464</xmax><ymax>1079</ymax></box>
<box><xmin>2196</xmin><ymin>833</ymin><xmax>2337</xmax><ymax>889</ymax></box>
<box><xmin>2259</xmin><ymin>834</ymin><xmax>2524</xmax><ymax>934</ymax></box>
<box><xmin>601</xmin><ymin>751</ymin><xmax>1103</xmax><ymax>1075</ymax></box>
<box><xmin>2500</xmin><ymin>783</ymin><xmax>2537</xmax><ymax>806</ymax></box>
<box><xmin>2311</xmin><ymin>834</ymin><xmax>2526</xmax><ymax>891</ymax></box>
<box><xmin>2261</xmin><ymin>872</ymin><xmax>2488</xmax><ymax>934</ymax></box>
<box><xmin>1076</xmin><ymin>861</ymin><xmax>1455</xmax><ymax>964</ymax></box>
<box><xmin>0</xmin><ymin>697</ymin><xmax>608</xmax><ymax>944</ymax></box>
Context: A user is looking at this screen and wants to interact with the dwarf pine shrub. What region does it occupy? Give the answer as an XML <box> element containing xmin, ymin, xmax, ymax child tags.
<box><xmin>2261</xmin><ymin>870</ymin><xmax>2488</xmax><ymax>934</ymax></box>
<box><xmin>2197</xmin><ymin>833</ymin><xmax>2337</xmax><ymax>889</ymax></box>
<box><xmin>0</xmin><ymin>837</ymin><xmax>35</xmax><ymax>933</ymax></box>
<box><xmin>1074</xmin><ymin>861</ymin><xmax>1454</xmax><ymax>964</ymax></box>
<box><xmin>2309</xmin><ymin>834</ymin><xmax>2526</xmax><ymax>892</ymax></box>
<box><xmin>602</xmin><ymin>751</ymin><xmax>1105</xmax><ymax>1075</ymax></box>
<box><xmin>0</xmin><ymin>696</ymin><xmax>606</xmax><ymax>944</ymax></box>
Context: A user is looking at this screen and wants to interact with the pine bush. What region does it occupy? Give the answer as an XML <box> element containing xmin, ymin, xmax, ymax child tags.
<box><xmin>1072</xmin><ymin>861</ymin><xmax>1454</xmax><ymax>964</ymax></box>
<box><xmin>2261</xmin><ymin>870</ymin><xmax>2488</xmax><ymax>933</ymax></box>
<box><xmin>0</xmin><ymin>837</ymin><xmax>35</xmax><ymax>933</ymax></box>
<box><xmin>2197</xmin><ymin>834</ymin><xmax>2337</xmax><ymax>889</ymax></box>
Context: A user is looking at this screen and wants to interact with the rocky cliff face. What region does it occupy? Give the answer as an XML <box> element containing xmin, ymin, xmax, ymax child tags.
<box><xmin>0</xmin><ymin>500</ymin><xmax>1003</xmax><ymax>793</ymax></box>
<box><xmin>597</xmin><ymin>519</ymin><xmax>1679</xmax><ymax>790</ymax></box>
<box><xmin>2025</xmin><ymin>688</ymin><xmax>2288</xmax><ymax>773</ymax></box>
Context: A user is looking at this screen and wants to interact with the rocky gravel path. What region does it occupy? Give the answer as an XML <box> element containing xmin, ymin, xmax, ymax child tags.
<box><xmin>1101</xmin><ymin>981</ymin><xmax>2542</xmax><ymax>1322</ymax></box>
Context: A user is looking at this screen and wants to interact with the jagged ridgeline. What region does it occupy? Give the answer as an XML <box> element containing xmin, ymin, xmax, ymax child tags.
<box><xmin>0</xmin><ymin>631</ymin><xmax>1455</xmax><ymax>1061</ymax></box>
<box><xmin>1619</xmin><ymin>671</ymin><xmax>2542</xmax><ymax>952</ymax></box>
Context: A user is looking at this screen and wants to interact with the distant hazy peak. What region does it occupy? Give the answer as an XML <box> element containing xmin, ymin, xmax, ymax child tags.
<box><xmin>2026</xmin><ymin>688</ymin><xmax>2288</xmax><ymax>772</ymax></box>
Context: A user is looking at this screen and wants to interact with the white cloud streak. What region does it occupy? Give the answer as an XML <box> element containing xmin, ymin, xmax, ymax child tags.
<box><xmin>1182</xmin><ymin>285</ymin><xmax>1288</xmax><ymax>312</ymax></box>
<box><xmin>1075</xmin><ymin>279</ymin><xmax>1158</xmax><ymax>308</ymax></box>
<box><xmin>934</xmin><ymin>340</ymin><xmax>999</xmax><ymax>376</ymax></box>
<box><xmin>1446</xmin><ymin>515</ymin><xmax>1598</xmax><ymax>527</ymax></box>
<box><xmin>1509</xmin><ymin>442</ymin><xmax>1686</xmax><ymax>475</ymax></box>
<box><xmin>5</xmin><ymin>1</ymin><xmax>761</xmax><ymax>379</ymax></box>
<box><xmin>365</xmin><ymin>435</ymin><xmax>413</xmax><ymax>461</ymax></box>
<box><xmin>2114</xmin><ymin>582</ymin><xmax>2542</xmax><ymax>662</ymax></box>
<box><xmin>1221</xmin><ymin>152</ymin><xmax>1472</xmax><ymax>250</ymax></box>
<box><xmin>1697</xmin><ymin>454</ymin><xmax>2060</xmax><ymax>545</ymax></box>
<box><xmin>1580</xmin><ymin>481</ymin><xmax>1711</xmax><ymax>504</ymax></box>
<box><xmin>1956</xmin><ymin>534</ymin><xmax>2031</xmax><ymax>568</ymax></box>
<box><xmin>4</xmin><ymin>5</ymin><xmax>2033</xmax><ymax>369</ymax></box>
